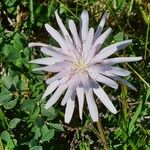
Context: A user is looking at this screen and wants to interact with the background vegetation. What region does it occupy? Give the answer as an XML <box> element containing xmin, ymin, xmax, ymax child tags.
<box><xmin>0</xmin><ymin>0</ymin><xmax>150</xmax><ymax>149</ymax></box>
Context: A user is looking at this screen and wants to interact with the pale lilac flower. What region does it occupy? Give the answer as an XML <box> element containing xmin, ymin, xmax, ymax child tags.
<box><xmin>29</xmin><ymin>10</ymin><xmax>142</xmax><ymax>123</ymax></box>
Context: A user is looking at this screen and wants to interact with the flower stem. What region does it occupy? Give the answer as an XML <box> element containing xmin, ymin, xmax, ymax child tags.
<box><xmin>121</xmin><ymin>85</ymin><xmax>128</xmax><ymax>150</ymax></box>
<box><xmin>96</xmin><ymin>120</ymin><xmax>109</xmax><ymax>150</ymax></box>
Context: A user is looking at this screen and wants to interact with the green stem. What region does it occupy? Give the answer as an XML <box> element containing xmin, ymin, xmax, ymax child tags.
<box><xmin>0</xmin><ymin>139</ymin><xmax>4</xmax><ymax>150</ymax></box>
<box><xmin>121</xmin><ymin>85</ymin><xmax>128</xmax><ymax>124</ymax></box>
<box><xmin>144</xmin><ymin>14</ymin><xmax>150</xmax><ymax>60</ymax></box>
<box><xmin>123</xmin><ymin>144</ymin><xmax>127</xmax><ymax>150</ymax></box>
<box><xmin>96</xmin><ymin>120</ymin><xmax>109</xmax><ymax>150</ymax></box>
<box><xmin>121</xmin><ymin>85</ymin><xmax>128</xmax><ymax>150</ymax></box>
<box><xmin>0</xmin><ymin>108</ymin><xmax>16</xmax><ymax>147</ymax></box>
<box><xmin>127</xmin><ymin>64</ymin><xmax>150</xmax><ymax>87</ymax></box>
<box><xmin>30</xmin><ymin>0</ymin><xmax>34</xmax><ymax>24</ymax></box>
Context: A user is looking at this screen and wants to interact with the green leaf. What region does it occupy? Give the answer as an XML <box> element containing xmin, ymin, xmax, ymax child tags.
<box><xmin>41</xmin><ymin>106</ymin><xmax>57</xmax><ymax>119</ymax></box>
<box><xmin>114</xmin><ymin>32</ymin><xmax>124</xmax><ymax>42</ymax></box>
<box><xmin>12</xmin><ymin>33</ymin><xmax>24</xmax><ymax>50</ymax></box>
<box><xmin>5</xmin><ymin>0</ymin><xmax>16</xmax><ymax>7</ymax></box>
<box><xmin>40</xmin><ymin>125</ymin><xmax>48</xmax><ymax>135</ymax></box>
<box><xmin>30</xmin><ymin>107</ymin><xmax>40</xmax><ymax>121</ymax></box>
<box><xmin>0</xmin><ymin>89</ymin><xmax>12</xmax><ymax>106</ymax></box>
<box><xmin>41</xmin><ymin>129</ymin><xmax>55</xmax><ymax>142</ymax></box>
<box><xmin>1</xmin><ymin>131</ymin><xmax>11</xmax><ymax>142</ymax></box>
<box><xmin>49</xmin><ymin>123</ymin><xmax>64</xmax><ymax>132</ymax></box>
<box><xmin>12</xmin><ymin>76</ymin><xmax>19</xmax><ymax>87</ymax></box>
<box><xmin>128</xmin><ymin>101</ymin><xmax>142</xmax><ymax>135</ymax></box>
<box><xmin>31</xmin><ymin>126</ymin><xmax>41</xmax><ymax>140</ymax></box>
<box><xmin>29</xmin><ymin>146</ymin><xmax>43</xmax><ymax>150</ymax></box>
<box><xmin>9</xmin><ymin>118</ymin><xmax>21</xmax><ymax>129</ymax></box>
<box><xmin>7</xmin><ymin>139</ymin><xmax>17</xmax><ymax>149</ymax></box>
<box><xmin>146</xmin><ymin>87</ymin><xmax>150</xmax><ymax>101</ymax></box>
<box><xmin>7</xmin><ymin>51</ymin><xmax>21</xmax><ymax>62</ymax></box>
<box><xmin>21</xmin><ymin>99</ymin><xmax>35</xmax><ymax>114</ymax></box>
<box><xmin>35</xmin><ymin>117</ymin><xmax>44</xmax><ymax>128</ymax></box>
<box><xmin>3</xmin><ymin>44</ymin><xmax>14</xmax><ymax>56</ymax></box>
<box><xmin>1</xmin><ymin>75</ymin><xmax>12</xmax><ymax>89</ymax></box>
<box><xmin>29</xmin><ymin>139</ymin><xmax>37</xmax><ymax>148</ymax></box>
<box><xmin>4</xmin><ymin>98</ymin><xmax>18</xmax><ymax>109</ymax></box>
<box><xmin>19</xmin><ymin>74</ymin><xmax>29</xmax><ymax>91</ymax></box>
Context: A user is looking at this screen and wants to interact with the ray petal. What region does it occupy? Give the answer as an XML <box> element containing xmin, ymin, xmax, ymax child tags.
<box><xmin>61</xmin><ymin>75</ymin><xmax>81</xmax><ymax>105</ymax></box>
<box><xmin>111</xmin><ymin>67</ymin><xmax>130</xmax><ymax>76</ymax></box>
<box><xmin>65</xmin><ymin>93</ymin><xmax>75</xmax><ymax>123</ymax></box>
<box><xmin>33</xmin><ymin>62</ymin><xmax>72</xmax><ymax>72</ymax></box>
<box><xmin>87</xmin><ymin>28</ymin><xmax>112</xmax><ymax>62</ymax></box>
<box><xmin>41</xmin><ymin>47</ymin><xmax>71</xmax><ymax>61</ymax></box>
<box><xmin>42</xmin><ymin>80</ymin><xmax>60</xmax><ymax>99</ymax></box>
<box><xmin>103</xmin><ymin>57</ymin><xmax>142</xmax><ymax>65</ymax></box>
<box><xmin>81</xmin><ymin>74</ymin><xmax>90</xmax><ymax>91</ymax></box>
<box><xmin>65</xmin><ymin>35</ymin><xmax>80</xmax><ymax>60</ymax></box>
<box><xmin>45</xmin><ymin>23</ymin><xmax>68</xmax><ymax>53</ymax></box>
<box><xmin>82</xmin><ymin>28</ymin><xmax>94</xmax><ymax>59</ymax></box>
<box><xmin>93</xmin><ymin>11</ymin><xmax>108</xmax><ymax>42</ymax></box>
<box><xmin>29</xmin><ymin>57</ymin><xmax>60</xmax><ymax>65</ymax></box>
<box><xmin>28</xmin><ymin>42</ymin><xmax>48</xmax><ymax>47</ymax></box>
<box><xmin>112</xmin><ymin>76</ymin><xmax>137</xmax><ymax>91</ymax></box>
<box><xmin>55</xmin><ymin>10</ymin><xmax>72</xmax><ymax>42</ymax></box>
<box><xmin>46</xmin><ymin>69</ymin><xmax>70</xmax><ymax>84</ymax></box>
<box><xmin>93</xmin><ymin>82</ymin><xmax>117</xmax><ymax>114</ymax></box>
<box><xmin>85</xmin><ymin>88</ymin><xmax>99</xmax><ymax>122</ymax></box>
<box><xmin>80</xmin><ymin>10</ymin><xmax>89</xmax><ymax>42</ymax></box>
<box><xmin>93</xmin><ymin>28</ymin><xmax>112</xmax><ymax>52</ymax></box>
<box><xmin>69</xmin><ymin>19</ymin><xmax>81</xmax><ymax>50</ymax></box>
<box><xmin>89</xmin><ymin>72</ymin><xmax>118</xmax><ymax>89</ymax></box>
<box><xmin>76</xmin><ymin>87</ymin><xmax>84</xmax><ymax>120</ymax></box>
<box><xmin>45</xmin><ymin>84</ymin><xmax>68</xmax><ymax>109</ymax></box>
<box><xmin>92</xmin><ymin>40</ymin><xmax>132</xmax><ymax>63</ymax></box>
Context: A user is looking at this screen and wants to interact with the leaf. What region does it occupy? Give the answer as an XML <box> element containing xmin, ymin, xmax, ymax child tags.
<box><xmin>40</xmin><ymin>125</ymin><xmax>49</xmax><ymax>135</ymax></box>
<box><xmin>4</xmin><ymin>98</ymin><xmax>18</xmax><ymax>109</ymax></box>
<box><xmin>5</xmin><ymin>0</ymin><xmax>16</xmax><ymax>7</ymax></box>
<box><xmin>41</xmin><ymin>106</ymin><xmax>57</xmax><ymax>119</ymax></box>
<box><xmin>7</xmin><ymin>51</ymin><xmax>21</xmax><ymax>62</ymax></box>
<box><xmin>49</xmin><ymin>123</ymin><xmax>64</xmax><ymax>132</ymax></box>
<box><xmin>7</xmin><ymin>139</ymin><xmax>17</xmax><ymax>149</ymax></box>
<box><xmin>12</xmin><ymin>33</ymin><xmax>24</xmax><ymax>50</ymax></box>
<box><xmin>30</xmin><ymin>107</ymin><xmax>40</xmax><ymax>121</ymax></box>
<box><xmin>146</xmin><ymin>87</ymin><xmax>150</xmax><ymax>101</ymax></box>
<box><xmin>31</xmin><ymin>126</ymin><xmax>41</xmax><ymax>140</ymax></box>
<box><xmin>29</xmin><ymin>139</ymin><xmax>37</xmax><ymax>148</ymax></box>
<box><xmin>19</xmin><ymin>74</ymin><xmax>29</xmax><ymax>91</ymax></box>
<box><xmin>1</xmin><ymin>75</ymin><xmax>12</xmax><ymax>89</ymax></box>
<box><xmin>0</xmin><ymin>89</ymin><xmax>12</xmax><ymax>106</ymax></box>
<box><xmin>35</xmin><ymin>117</ymin><xmax>44</xmax><ymax>128</ymax></box>
<box><xmin>114</xmin><ymin>32</ymin><xmax>124</xmax><ymax>42</ymax></box>
<box><xmin>41</xmin><ymin>129</ymin><xmax>55</xmax><ymax>142</ymax></box>
<box><xmin>9</xmin><ymin>118</ymin><xmax>21</xmax><ymax>129</ymax></box>
<box><xmin>1</xmin><ymin>131</ymin><xmax>11</xmax><ymax>142</ymax></box>
<box><xmin>128</xmin><ymin>101</ymin><xmax>142</xmax><ymax>135</ymax></box>
<box><xmin>12</xmin><ymin>76</ymin><xmax>19</xmax><ymax>87</ymax></box>
<box><xmin>21</xmin><ymin>99</ymin><xmax>35</xmax><ymax>114</ymax></box>
<box><xmin>3</xmin><ymin>44</ymin><xmax>14</xmax><ymax>56</ymax></box>
<box><xmin>29</xmin><ymin>146</ymin><xmax>43</xmax><ymax>150</ymax></box>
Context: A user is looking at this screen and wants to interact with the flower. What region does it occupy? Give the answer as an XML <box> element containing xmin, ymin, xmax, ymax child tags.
<box><xmin>29</xmin><ymin>10</ymin><xmax>142</xmax><ymax>123</ymax></box>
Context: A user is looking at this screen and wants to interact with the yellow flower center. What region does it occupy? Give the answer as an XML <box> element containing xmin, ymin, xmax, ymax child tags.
<box><xmin>74</xmin><ymin>59</ymin><xmax>87</xmax><ymax>72</ymax></box>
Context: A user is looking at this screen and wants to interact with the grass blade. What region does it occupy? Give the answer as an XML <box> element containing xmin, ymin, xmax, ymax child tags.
<box><xmin>128</xmin><ymin>101</ymin><xmax>142</xmax><ymax>135</ymax></box>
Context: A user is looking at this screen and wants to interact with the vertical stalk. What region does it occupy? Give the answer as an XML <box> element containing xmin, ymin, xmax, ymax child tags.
<box><xmin>96</xmin><ymin>119</ymin><xmax>109</xmax><ymax>150</ymax></box>
<box><xmin>0</xmin><ymin>108</ymin><xmax>16</xmax><ymax>147</ymax></box>
<box><xmin>30</xmin><ymin>0</ymin><xmax>34</xmax><ymax>24</ymax></box>
<box><xmin>121</xmin><ymin>85</ymin><xmax>128</xmax><ymax>150</ymax></box>
<box><xmin>0</xmin><ymin>139</ymin><xmax>4</xmax><ymax>150</ymax></box>
<box><xmin>144</xmin><ymin>15</ymin><xmax>150</xmax><ymax>60</ymax></box>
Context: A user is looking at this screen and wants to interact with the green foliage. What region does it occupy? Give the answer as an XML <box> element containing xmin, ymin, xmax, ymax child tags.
<box><xmin>0</xmin><ymin>0</ymin><xmax>150</xmax><ymax>149</ymax></box>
